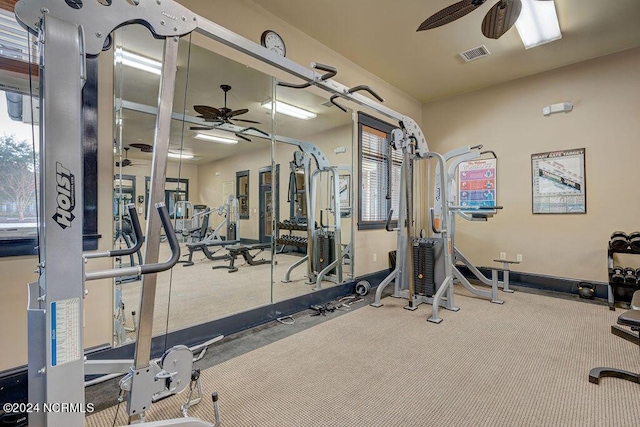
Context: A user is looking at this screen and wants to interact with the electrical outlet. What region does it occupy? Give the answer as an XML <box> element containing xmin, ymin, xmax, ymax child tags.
<box><xmin>499</xmin><ymin>252</ymin><xmax>507</xmax><ymax>260</ymax></box>
<box><xmin>516</xmin><ymin>254</ymin><xmax>523</xmax><ymax>262</ymax></box>
<box><xmin>373</xmin><ymin>253</ymin><xmax>377</xmax><ymax>262</ymax></box>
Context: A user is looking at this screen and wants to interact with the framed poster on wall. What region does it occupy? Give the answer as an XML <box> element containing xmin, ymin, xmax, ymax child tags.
<box><xmin>531</xmin><ymin>148</ymin><xmax>586</xmax><ymax>214</ymax></box>
<box><xmin>458</xmin><ymin>158</ymin><xmax>497</xmax><ymax>208</ymax></box>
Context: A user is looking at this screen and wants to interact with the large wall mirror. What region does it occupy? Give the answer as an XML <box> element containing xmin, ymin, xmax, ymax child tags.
<box><xmin>272</xmin><ymin>85</ymin><xmax>354</xmax><ymax>302</ymax></box>
<box><xmin>112</xmin><ymin>24</ymin><xmax>354</xmax><ymax>347</ymax></box>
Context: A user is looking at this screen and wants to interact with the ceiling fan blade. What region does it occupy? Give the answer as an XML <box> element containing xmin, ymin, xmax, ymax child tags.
<box><xmin>129</xmin><ymin>143</ymin><xmax>153</xmax><ymax>150</ymax></box>
<box><xmin>234</xmin><ymin>133</ymin><xmax>252</xmax><ymax>142</ymax></box>
<box><xmin>227</xmin><ymin>108</ymin><xmax>249</xmax><ymax>118</ymax></box>
<box><xmin>189</xmin><ymin>126</ymin><xmax>217</xmax><ymax>130</ymax></box>
<box><xmin>482</xmin><ymin>0</ymin><xmax>522</xmax><ymax>39</ymax></box>
<box><xmin>231</xmin><ymin>118</ymin><xmax>261</xmax><ymax>124</ymax></box>
<box><xmin>417</xmin><ymin>0</ymin><xmax>487</xmax><ymax>31</ymax></box>
<box><xmin>193</xmin><ymin>105</ymin><xmax>222</xmax><ymax>117</ymax></box>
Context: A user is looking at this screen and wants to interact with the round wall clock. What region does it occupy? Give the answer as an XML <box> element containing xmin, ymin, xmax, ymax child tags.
<box><xmin>261</xmin><ymin>30</ymin><xmax>286</xmax><ymax>57</ymax></box>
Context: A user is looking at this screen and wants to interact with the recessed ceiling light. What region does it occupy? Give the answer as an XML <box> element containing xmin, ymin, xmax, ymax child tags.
<box><xmin>114</xmin><ymin>48</ymin><xmax>162</xmax><ymax>75</ymax></box>
<box><xmin>168</xmin><ymin>152</ymin><xmax>194</xmax><ymax>159</ymax></box>
<box><xmin>515</xmin><ymin>0</ymin><xmax>562</xmax><ymax>49</ymax></box>
<box><xmin>193</xmin><ymin>133</ymin><xmax>239</xmax><ymax>144</ymax></box>
<box><xmin>261</xmin><ymin>100</ymin><xmax>317</xmax><ymax>120</ymax></box>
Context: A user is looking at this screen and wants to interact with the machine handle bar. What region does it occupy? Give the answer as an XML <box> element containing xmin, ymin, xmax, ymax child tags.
<box><xmin>109</xmin><ymin>204</ymin><xmax>144</xmax><ymax>258</ymax></box>
<box><xmin>277</xmin><ymin>62</ymin><xmax>337</xmax><ymax>89</ymax></box>
<box><xmin>85</xmin><ymin>204</ymin><xmax>180</xmax><ymax>281</ymax></box>
<box><xmin>141</xmin><ymin>203</ymin><xmax>181</xmax><ymax>274</ymax></box>
<box><xmin>385</xmin><ymin>209</ymin><xmax>394</xmax><ymax>232</ymax></box>
<box><xmin>84</xmin><ymin>204</ymin><xmax>144</xmax><ymax>259</ymax></box>
<box><xmin>430</xmin><ymin>207</ymin><xmax>441</xmax><ymax>234</ymax></box>
<box><xmin>347</xmin><ymin>85</ymin><xmax>384</xmax><ymax>102</ymax></box>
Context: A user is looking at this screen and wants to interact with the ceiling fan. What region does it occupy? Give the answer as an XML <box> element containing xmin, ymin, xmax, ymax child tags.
<box><xmin>417</xmin><ymin>0</ymin><xmax>553</xmax><ymax>40</ymax></box>
<box><xmin>129</xmin><ymin>143</ymin><xmax>154</xmax><ymax>152</ymax></box>
<box><xmin>115</xmin><ymin>147</ymin><xmax>142</xmax><ymax>167</ymax></box>
<box><xmin>190</xmin><ymin>84</ymin><xmax>261</xmax><ymax>131</ymax></box>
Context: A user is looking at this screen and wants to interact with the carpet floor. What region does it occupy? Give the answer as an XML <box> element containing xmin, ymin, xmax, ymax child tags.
<box><xmin>87</xmin><ymin>286</ymin><xmax>640</xmax><ymax>427</ymax></box>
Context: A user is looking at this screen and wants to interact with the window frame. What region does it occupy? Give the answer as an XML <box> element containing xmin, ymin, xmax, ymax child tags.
<box><xmin>236</xmin><ymin>170</ymin><xmax>250</xmax><ymax>220</ymax></box>
<box><xmin>357</xmin><ymin>111</ymin><xmax>401</xmax><ymax>230</ymax></box>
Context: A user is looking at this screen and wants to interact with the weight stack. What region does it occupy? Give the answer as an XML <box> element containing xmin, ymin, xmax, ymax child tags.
<box><xmin>413</xmin><ymin>239</ymin><xmax>436</xmax><ymax>297</ymax></box>
<box><xmin>316</xmin><ymin>232</ymin><xmax>336</xmax><ymax>275</ymax></box>
<box><xmin>227</xmin><ymin>222</ymin><xmax>237</xmax><ymax>241</ymax></box>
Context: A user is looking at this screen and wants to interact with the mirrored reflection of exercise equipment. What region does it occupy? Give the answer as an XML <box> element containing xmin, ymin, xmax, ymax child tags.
<box><xmin>172</xmin><ymin>201</ymin><xmax>208</xmax><ymax>239</ymax></box>
<box><xmin>278</xmin><ymin>144</ymin><xmax>352</xmax><ymax>289</ymax></box>
<box><xmin>112</xmin><ymin>206</ymin><xmax>144</xmax><ymax>345</ymax></box>
<box><xmin>181</xmin><ymin>196</ymin><xmax>240</xmax><ymax>267</ymax></box>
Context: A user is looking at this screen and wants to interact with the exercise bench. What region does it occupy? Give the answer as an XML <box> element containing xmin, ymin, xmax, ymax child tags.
<box><xmin>216</xmin><ymin>243</ymin><xmax>272</xmax><ymax>273</ymax></box>
<box><xmin>589</xmin><ymin>295</ymin><xmax>640</xmax><ymax>384</ymax></box>
<box><xmin>181</xmin><ymin>239</ymin><xmax>239</xmax><ymax>267</ymax></box>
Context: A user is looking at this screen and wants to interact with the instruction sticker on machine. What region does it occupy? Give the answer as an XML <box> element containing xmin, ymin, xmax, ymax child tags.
<box><xmin>531</xmin><ymin>148</ymin><xmax>586</xmax><ymax>214</ymax></box>
<box><xmin>51</xmin><ymin>298</ymin><xmax>82</xmax><ymax>366</ymax></box>
<box><xmin>458</xmin><ymin>158</ymin><xmax>497</xmax><ymax>208</ymax></box>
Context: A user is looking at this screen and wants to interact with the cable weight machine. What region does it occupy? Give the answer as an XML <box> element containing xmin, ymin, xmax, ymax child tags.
<box><xmin>370</xmin><ymin>129</ymin><xmax>458</xmax><ymax>323</ymax></box>
<box><xmin>15</xmin><ymin>0</ymin><xmax>433</xmax><ymax>424</ymax></box>
<box><xmin>433</xmin><ymin>145</ymin><xmax>504</xmax><ymax>304</ymax></box>
<box><xmin>278</xmin><ymin>139</ymin><xmax>352</xmax><ymax>289</ymax></box>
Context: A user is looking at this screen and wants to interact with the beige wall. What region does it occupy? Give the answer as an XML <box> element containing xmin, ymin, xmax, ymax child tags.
<box><xmin>198</xmin><ymin>144</ymin><xmax>272</xmax><ymax>241</ymax></box>
<box><xmin>422</xmin><ymin>47</ymin><xmax>640</xmax><ymax>283</ymax></box>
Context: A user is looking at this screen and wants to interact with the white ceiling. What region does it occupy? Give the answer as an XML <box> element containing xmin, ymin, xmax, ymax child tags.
<box><xmin>252</xmin><ymin>0</ymin><xmax>640</xmax><ymax>103</ymax></box>
<box><xmin>116</xmin><ymin>0</ymin><xmax>640</xmax><ymax>165</ymax></box>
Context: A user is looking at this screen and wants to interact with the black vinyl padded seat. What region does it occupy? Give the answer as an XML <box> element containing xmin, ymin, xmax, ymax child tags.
<box><xmin>617</xmin><ymin>309</ymin><xmax>640</xmax><ymax>330</ymax></box>
<box><xmin>631</xmin><ymin>290</ymin><xmax>640</xmax><ymax>310</ymax></box>
<box><xmin>589</xmin><ymin>307</ymin><xmax>640</xmax><ymax>385</ymax></box>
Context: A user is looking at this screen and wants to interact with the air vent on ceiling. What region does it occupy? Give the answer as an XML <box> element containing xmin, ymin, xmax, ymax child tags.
<box><xmin>459</xmin><ymin>45</ymin><xmax>490</xmax><ymax>63</ymax></box>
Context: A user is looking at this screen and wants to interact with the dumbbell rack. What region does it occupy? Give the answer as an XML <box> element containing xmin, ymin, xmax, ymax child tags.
<box><xmin>607</xmin><ymin>244</ymin><xmax>640</xmax><ymax>310</ymax></box>
<box><xmin>276</xmin><ymin>221</ymin><xmax>308</xmax><ymax>253</ymax></box>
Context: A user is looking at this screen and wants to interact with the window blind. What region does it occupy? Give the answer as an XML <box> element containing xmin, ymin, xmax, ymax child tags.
<box><xmin>0</xmin><ymin>8</ymin><xmax>34</xmax><ymax>63</ymax></box>
<box><xmin>361</xmin><ymin>125</ymin><xmax>402</xmax><ymax>222</ymax></box>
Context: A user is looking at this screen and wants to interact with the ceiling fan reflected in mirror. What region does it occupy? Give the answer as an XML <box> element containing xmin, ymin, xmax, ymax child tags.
<box><xmin>115</xmin><ymin>147</ymin><xmax>143</xmax><ymax>168</ymax></box>
<box><xmin>417</xmin><ymin>0</ymin><xmax>553</xmax><ymax>40</ymax></box>
<box><xmin>190</xmin><ymin>84</ymin><xmax>261</xmax><ymax>132</ymax></box>
<box><xmin>129</xmin><ymin>142</ymin><xmax>154</xmax><ymax>152</ymax></box>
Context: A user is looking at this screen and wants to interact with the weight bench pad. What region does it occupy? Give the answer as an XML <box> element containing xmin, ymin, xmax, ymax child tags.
<box><xmin>617</xmin><ymin>309</ymin><xmax>640</xmax><ymax>329</ymax></box>
<box><xmin>631</xmin><ymin>290</ymin><xmax>640</xmax><ymax>310</ymax></box>
<box><xmin>187</xmin><ymin>239</ymin><xmax>238</xmax><ymax>249</ymax></box>
<box><xmin>226</xmin><ymin>243</ymin><xmax>271</xmax><ymax>251</ymax></box>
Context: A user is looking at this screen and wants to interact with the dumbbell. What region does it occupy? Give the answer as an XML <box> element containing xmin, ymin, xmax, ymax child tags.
<box><xmin>629</xmin><ymin>232</ymin><xmax>640</xmax><ymax>252</ymax></box>
<box><xmin>624</xmin><ymin>267</ymin><xmax>637</xmax><ymax>285</ymax></box>
<box><xmin>611</xmin><ymin>267</ymin><xmax>625</xmax><ymax>284</ymax></box>
<box><xmin>636</xmin><ymin>268</ymin><xmax>640</xmax><ymax>286</ymax></box>
<box><xmin>610</xmin><ymin>231</ymin><xmax>629</xmax><ymax>251</ymax></box>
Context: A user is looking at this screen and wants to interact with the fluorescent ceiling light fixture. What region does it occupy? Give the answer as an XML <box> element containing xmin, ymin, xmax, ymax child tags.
<box><xmin>261</xmin><ymin>100</ymin><xmax>317</xmax><ymax>120</ymax></box>
<box><xmin>515</xmin><ymin>0</ymin><xmax>562</xmax><ymax>49</ymax></box>
<box><xmin>168</xmin><ymin>152</ymin><xmax>194</xmax><ymax>160</ymax></box>
<box><xmin>193</xmin><ymin>133</ymin><xmax>238</xmax><ymax>144</ymax></box>
<box><xmin>115</xmin><ymin>48</ymin><xmax>162</xmax><ymax>75</ymax></box>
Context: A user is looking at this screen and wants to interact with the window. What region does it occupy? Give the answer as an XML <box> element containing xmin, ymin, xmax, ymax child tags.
<box><xmin>358</xmin><ymin>112</ymin><xmax>402</xmax><ymax>230</ymax></box>
<box><xmin>145</xmin><ymin>177</ymin><xmax>189</xmax><ymax>219</ymax></box>
<box><xmin>0</xmin><ymin>4</ymin><xmax>99</xmax><ymax>256</ymax></box>
<box><xmin>236</xmin><ymin>170</ymin><xmax>249</xmax><ymax>219</ymax></box>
